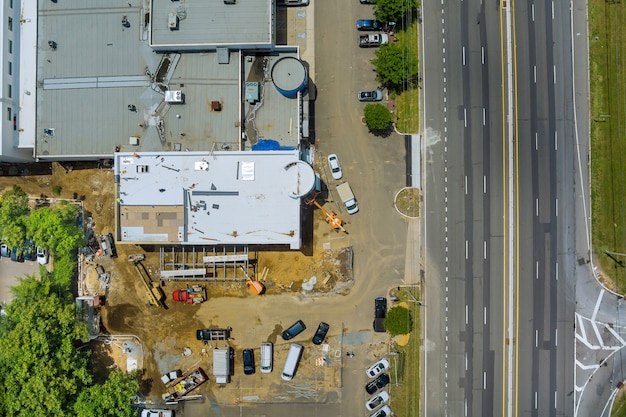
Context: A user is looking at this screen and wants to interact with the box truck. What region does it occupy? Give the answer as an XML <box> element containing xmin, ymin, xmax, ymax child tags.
<box><xmin>336</xmin><ymin>182</ymin><xmax>359</xmax><ymax>214</ymax></box>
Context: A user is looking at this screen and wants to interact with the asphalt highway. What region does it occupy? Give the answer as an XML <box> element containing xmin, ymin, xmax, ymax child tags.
<box><xmin>423</xmin><ymin>0</ymin><xmax>576</xmax><ymax>416</ymax></box>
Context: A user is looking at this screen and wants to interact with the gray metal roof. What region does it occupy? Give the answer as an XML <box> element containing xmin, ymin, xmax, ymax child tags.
<box><xmin>150</xmin><ymin>0</ymin><xmax>274</xmax><ymax>50</ymax></box>
<box><xmin>115</xmin><ymin>150</ymin><xmax>315</xmax><ymax>249</ymax></box>
<box><xmin>34</xmin><ymin>1</ymin><xmax>301</xmax><ymax>160</ymax></box>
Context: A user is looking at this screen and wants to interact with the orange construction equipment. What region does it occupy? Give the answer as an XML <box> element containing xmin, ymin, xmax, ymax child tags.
<box><xmin>311</xmin><ymin>200</ymin><xmax>348</xmax><ymax>234</ymax></box>
<box><xmin>239</xmin><ymin>266</ymin><xmax>265</xmax><ymax>295</ymax></box>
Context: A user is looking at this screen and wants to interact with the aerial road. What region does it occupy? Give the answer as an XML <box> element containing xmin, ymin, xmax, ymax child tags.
<box><xmin>422</xmin><ymin>0</ymin><xmax>576</xmax><ymax>416</ymax></box>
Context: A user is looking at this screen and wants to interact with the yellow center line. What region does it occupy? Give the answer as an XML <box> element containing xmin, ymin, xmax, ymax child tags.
<box><xmin>500</xmin><ymin>2</ymin><xmax>507</xmax><ymax>417</ymax></box>
<box><xmin>511</xmin><ymin>0</ymin><xmax>520</xmax><ymax>415</ymax></box>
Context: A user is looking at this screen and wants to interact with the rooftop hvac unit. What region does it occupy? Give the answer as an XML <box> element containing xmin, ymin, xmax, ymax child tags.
<box><xmin>165</xmin><ymin>90</ymin><xmax>184</xmax><ymax>103</ymax></box>
<box><xmin>245</xmin><ymin>82</ymin><xmax>259</xmax><ymax>103</ymax></box>
<box><xmin>168</xmin><ymin>13</ymin><xmax>179</xmax><ymax>31</ymax></box>
<box><xmin>224</xmin><ymin>0</ymin><xmax>236</xmax><ymax>3</ymax></box>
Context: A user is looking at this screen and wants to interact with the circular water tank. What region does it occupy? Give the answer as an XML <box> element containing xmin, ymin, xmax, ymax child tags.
<box><xmin>284</xmin><ymin>161</ymin><xmax>316</xmax><ymax>198</ymax></box>
<box><xmin>271</xmin><ymin>57</ymin><xmax>308</xmax><ymax>98</ymax></box>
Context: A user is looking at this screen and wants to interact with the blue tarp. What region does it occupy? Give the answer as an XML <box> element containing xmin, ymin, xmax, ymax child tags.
<box><xmin>251</xmin><ymin>139</ymin><xmax>296</xmax><ymax>151</ymax></box>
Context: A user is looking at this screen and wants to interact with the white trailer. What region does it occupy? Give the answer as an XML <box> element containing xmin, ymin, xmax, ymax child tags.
<box><xmin>213</xmin><ymin>348</ymin><xmax>230</xmax><ymax>384</ymax></box>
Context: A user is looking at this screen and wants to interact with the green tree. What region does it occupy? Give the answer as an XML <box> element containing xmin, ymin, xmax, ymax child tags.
<box><xmin>384</xmin><ymin>305</ymin><xmax>412</xmax><ymax>336</ymax></box>
<box><xmin>0</xmin><ymin>276</ymin><xmax>92</xmax><ymax>417</ymax></box>
<box><xmin>0</xmin><ymin>185</ymin><xmax>29</xmax><ymax>248</ymax></box>
<box><xmin>375</xmin><ymin>0</ymin><xmax>418</xmax><ymax>23</ymax></box>
<box><xmin>364</xmin><ymin>103</ymin><xmax>393</xmax><ymax>131</ymax></box>
<box><xmin>26</xmin><ymin>201</ymin><xmax>84</xmax><ymax>258</ymax></box>
<box><xmin>371</xmin><ymin>43</ymin><xmax>418</xmax><ymax>92</ymax></box>
<box><xmin>74</xmin><ymin>370</ymin><xmax>139</xmax><ymax>417</ymax></box>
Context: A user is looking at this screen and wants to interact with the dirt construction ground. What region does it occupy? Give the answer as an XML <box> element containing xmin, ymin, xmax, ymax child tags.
<box><xmin>0</xmin><ymin>162</ymin><xmax>375</xmax><ymax>405</ymax></box>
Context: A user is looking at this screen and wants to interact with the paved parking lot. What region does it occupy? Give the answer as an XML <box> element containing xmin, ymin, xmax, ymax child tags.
<box><xmin>0</xmin><ymin>257</ymin><xmax>43</xmax><ymax>304</ymax></box>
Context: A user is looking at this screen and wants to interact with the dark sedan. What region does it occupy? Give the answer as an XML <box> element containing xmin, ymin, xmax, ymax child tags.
<box><xmin>365</xmin><ymin>373</ymin><xmax>390</xmax><ymax>395</ymax></box>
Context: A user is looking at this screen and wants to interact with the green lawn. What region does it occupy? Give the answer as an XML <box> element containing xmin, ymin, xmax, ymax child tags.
<box><xmin>589</xmin><ymin>0</ymin><xmax>626</xmax><ymax>294</ymax></box>
<box><xmin>388</xmin><ymin>287</ymin><xmax>421</xmax><ymax>417</ymax></box>
<box><xmin>592</xmin><ymin>0</ymin><xmax>626</xmax><ymax>410</ymax></box>
<box><xmin>393</xmin><ymin>20</ymin><xmax>420</xmax><ymax>134</ymax></box>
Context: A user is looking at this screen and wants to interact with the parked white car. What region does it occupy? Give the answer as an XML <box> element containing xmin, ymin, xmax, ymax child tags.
<box><xmin>36</xmin><ymin>247</ymin><xmax>48</xmax><ymax>265</ymax></box>
<box><xmin>366</xmin><ymin>358</ymin><xmax>390</xmax><ymax>378</ymax></box>
<box><xmin>327</xmin><ymin>154</ymin><xmax>343</xmax><ymax>180</ymax></box>
<box><xmin>366</xmin><ymin>390</ymin><xmax>390</xmax><ymax>411</ymax></box>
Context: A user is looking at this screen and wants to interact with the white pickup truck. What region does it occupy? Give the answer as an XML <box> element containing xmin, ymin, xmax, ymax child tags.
<box><xmin>336</xmin><ymin>182</ymin><xmax>359</xmax><ymax>214</ymax></box>
<box><xmin>358</xmin><ymin>33</ymin><xmax>389</xmax><ymax>48</ymax></box>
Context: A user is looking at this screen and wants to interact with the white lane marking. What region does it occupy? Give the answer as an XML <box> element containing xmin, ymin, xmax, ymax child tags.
<box><xmin>555</xmin><ymin>199</ymin><xmax>559</xmax><ymax>217</ymax></box>
<box><xmin>465</xmin><ymin>352</ymin><xmax>468</xmax><ymax>370</ymax></box>
<box><xmin>466</xmin><ymin>240</ymin><xmax>469</xmax><ymax>259</ymax></box>
<box><xmin>535</xmin><ymin>132</ymin><xmax>538</xmax><ymax>150</ymax></box>
<box><xmin>483</xmin><ymin>175</ymin><xmax>487</xmax><ymax>193</ymax></box>
<box><xmin>466</xmin><ymin>305</ymin><xmax>469</xmax><ymax>324</ymax></box>
<box><xmin>483</xmin><ymin>107</ymin><xmax>486</xmax><ymax>125</ymax></box>
<box><xmin>464</xmin><ymin>108</ymin><xmax>467</xmax><ymax>127</ymax></box>
<box><xmin>465</xmin><ymin>398</ymin><xmax>468</xmax><ymax>416</ymax></box>
<box><xmin>555</xmin><ymin>262</ymin><xmax>559</xmax><ymax>280</ymax></box>
<box><xmin>534</xmin><ymin>65</ymin><xmax>537</xmax><ymax>83</ymax></box>
<box><xmin>531</xmin><ymin>3</ymin><xmax>535</xmax><ymax>21</ymax></box>
<box><xmin>535</xmin><ymin>329</ymin><xmax>538</xmax><ymax>347</ymax></box>
<box><xmin>555</xmin><ymin>328</ymin><xmax>558</xmax><ymax>346</ymax></box>
<box><xmin>552</xmin><ymin>1</ymin><xmax>555</xmax><ymax>19</ymax></box>
<box><xmin>554</xmin><ymin>391</ymin><xmax>557</xmax><ymax>408</ymax></box>
<box><xmin>592</xmin><ymin>290</ymin><xmax>605</xmax><ymax>321</ymax></box>
<box><xmin>483</xmin><ymin>240</ymin><xmax>487</xmax><ymax>259</ymax></box>
<box><xmin>553</xmin><ymin>65</ymin><xmax>557</xmax><ymax>84</ymax></box>
<box><xmin>536</xmin><ymin>198</ymin><xmax>539</xmax><ymax>216</ymax></box>
<box><xmin>484</xmin><ymin>306</ymin><xmax>487</xmax><ymax>325</ymax></box>
<box><xmin>536</xmin><ymin>261</ymin><xmax>539</xmax><ymax>279</ymax></box>
<box><xmin>554</xmin><ymin>130</ymin><xmax>558</xmax><ymax>150</ymax></box>
<box><xmin>481</xmin><ymin>46</ymin><xmax>485</xmax><ymax>64</ymax></box>
<box><xmin>483</xmin><ymin>372</ymin><xmax>487</xmax><ymax>389</ymax></box>
<box><xmin>463</xmin><ymin>46</ymin><xmax>466</xmax><ymax>65</ymax></box>
<box><xmin>535</xmin><ymin>391</ymin><xmax>538</xmax><ymax>408</ymax></box>
<box><xmin>465</xmin><ymin>175</ymin><xmax>468</xmax><ymax>194</ymax></box>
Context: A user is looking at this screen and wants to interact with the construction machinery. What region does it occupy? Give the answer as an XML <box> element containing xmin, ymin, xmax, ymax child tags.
<box><xmin>172</xmin><ymin>285</ymin><xmax>207</xmax><ymax>304</ymax></box>
<box><xmin>311</xmin><ymin>200</ymin><xmax>348</xmax><ymax>234</ymax></box>
<box><xmin>239</xmin><ymin>265</ymin><xmax>265</xmax><ymax>295</ymax></box>
<box><xmin>128</xmin><ymin>254</ymin><xmax>166</xmax><ymax>308</ymax></box>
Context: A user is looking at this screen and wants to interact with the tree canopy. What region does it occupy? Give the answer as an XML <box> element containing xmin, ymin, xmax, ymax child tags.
<box><xmin>371</xmin><ymin>43</ymin><xmax>418</xmax><ymax>92</ymax></box>
<box><xmin>375</xmin><ymin>0</ymin><xmax>419</xmax><ymax>24</ymax></box>
<box><xmin>384</xmin><ymin>305</ymin><xmax>413</xmax><ymax>336</ymax></box>
<box><xmin>0</xmin><ymin>275</ymin><xmax>139</xmax><ymax>417</ymax></box>
<box><xmin>0</xmin><ymin>185</ymin><xmax>29</xmax><ymax>249</ymax></box>
<box><xmin>26</xmin><ymin>201</ymin><xmax>85</xmax><ymax>258</ymax></box>
<box><xmin>364</xmin><ymin>103</ymin><xmax>393</xmax><ymax>131</ymax></box>
<box><xmin>73</xmin><ymin>369</ymin><xmax>140</xmax><ymax>417</ymax></box>
<box><xmin>0</xmin><ymin>187</ymin><xmax>137</xmax><ymax>417</ymax></box>
<box><xmin>0</xmin><ymin>276</ymin><xmax>92</xmax><ymax>416</ymax></box>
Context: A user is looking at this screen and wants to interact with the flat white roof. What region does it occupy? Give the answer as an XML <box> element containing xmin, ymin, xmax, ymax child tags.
<box><xmin>115</xmin><ymin>150</ymin><xmax>315</xmax><ymax>249</ymax></box>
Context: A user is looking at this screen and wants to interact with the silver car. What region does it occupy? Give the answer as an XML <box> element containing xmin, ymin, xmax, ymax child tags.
<box><xmin>358</xmin><ymin>90</ymin><xmax>384</xmax><ymax>102</ymax></box>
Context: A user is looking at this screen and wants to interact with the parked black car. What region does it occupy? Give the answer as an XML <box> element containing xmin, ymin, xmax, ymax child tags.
<box><xmin>312</xmin><ymin>322</ymin><xmax>330</xmax><ymax>345</ymax></box>
<box><xmin>373</xmin><ymin>297</ymin><xmax>387</xmax><ymax>332</ymax></box>
<box><xmin>365</xmin><ymin>373</ymin><xmax>390</xmax><ymax>395</ymax></box>
<box><xmin>281</xmin><ymin>320</ymin><xmax>306</xmax><ymax>340</ymax></box>
<box><xmin>242</xmin><ymin>349</ymin><xmax>255</xmax><ymax>375</ymax></box>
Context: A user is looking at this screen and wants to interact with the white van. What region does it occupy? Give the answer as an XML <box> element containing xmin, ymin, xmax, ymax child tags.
<box><xmin>260</xmin><ymin>342</ymin><xmax>273</xmax><ymax>374</ymax></box>
<box><xmin>281</xmin><ymin>343</ymin><xmax>303</xmax><ymax>381</ymax></box>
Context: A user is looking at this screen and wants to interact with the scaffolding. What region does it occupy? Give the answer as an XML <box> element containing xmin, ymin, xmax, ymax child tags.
<box><xmin>159</xmin><ymin>245</ymin><xmax>253</xmax><ymax>281</ymax></box>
